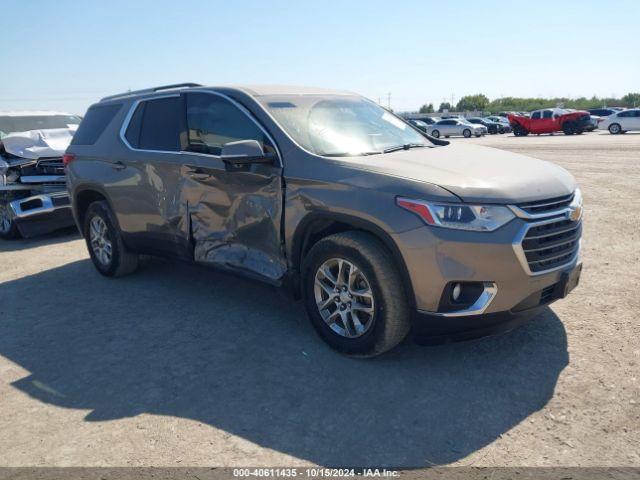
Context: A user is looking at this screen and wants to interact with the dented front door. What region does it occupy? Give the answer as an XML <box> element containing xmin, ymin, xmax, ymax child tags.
<box><xmin>178</xmin><ymin>92</ymin><xmax>286</xmax><ymax>283</ymax></box>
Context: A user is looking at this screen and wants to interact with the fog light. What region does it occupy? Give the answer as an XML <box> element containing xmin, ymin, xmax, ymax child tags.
<box><xmin>452</xmin><ymin>283</ymin><xmax>462</xmax><ymax>302</ymax></box>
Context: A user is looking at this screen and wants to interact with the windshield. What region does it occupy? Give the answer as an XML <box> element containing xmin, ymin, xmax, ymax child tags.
<box><xmin>258</xmin><ymin>95</ymin><xmax>430</xmax><ymax>156</ymax></box>
<box><xmin>0</xmin><ymin>115</ymin><xmax>81</xmax><ymax>139</ymax></box>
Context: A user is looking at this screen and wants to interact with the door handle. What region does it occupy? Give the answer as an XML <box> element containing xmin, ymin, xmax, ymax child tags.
<box><xmin>186</xmin><ymin>166</ymin><xmax>212</xmax><ymax>180</ymax></box>
<box><xmin>111</xmin><ymin>161</ymin><xmax>126</xmax><ymax>171</ymax></box>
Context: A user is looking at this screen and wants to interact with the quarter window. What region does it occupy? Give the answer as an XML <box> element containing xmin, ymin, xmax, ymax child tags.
<box><xmin>185</xmin><ymin>92</ymin><xmax>273</xmax><ymax>156</ymax></box>
<box><xmin>126</xmin><ymin>96</ymin><xmax>182</xmax><ymax>151</ymax></box>
<box><xmin>71</xmin><ymin>104</ymin><xmax>120</xmax><ymax>145</ymax></box>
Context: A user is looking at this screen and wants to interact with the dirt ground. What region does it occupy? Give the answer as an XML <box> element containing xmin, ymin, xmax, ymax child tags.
<box><xmin>0</xmin><ymin>131</ymin><xmax>638</xmax><ymax>468</ymax></box>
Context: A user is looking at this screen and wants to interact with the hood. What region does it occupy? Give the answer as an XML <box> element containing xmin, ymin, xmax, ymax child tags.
<box><xmin>1</xmin><ymin>126</ymin><xmax>77</xmax><ymax>160</ymax></box>
<box><xmin>344</xmin><ymin>143</ymin><xmax>576</xmax><ymax>204</ymax></box>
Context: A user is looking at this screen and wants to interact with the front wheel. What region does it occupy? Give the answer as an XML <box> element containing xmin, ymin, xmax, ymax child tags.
<box><xmin>431</xmin><ymin>129</ymin><xmax>440</xmax><ymax>138</ymax></box>
<box><xmin>0</xmin><ymin>201</ymin><xmax>20</xmax><ymax>239</ymax></box>
<box><xmin>84</xmin><ymin>200</ymin><xmax>139</xmax><ymax>277</ymax></box>
<box><xmin>302</xmin><ymin>231</ymin><xmax>410</xmax><ymax>357</ymax></box>
<box><xmin>463</xmin><ymin>129</ymin><xmax>472</xmax><ymax>138</ymax></box>
<box><xmin>609</xmin><ymin>123</ymin><xmax>622</xmax><ymax>134</ymax></box>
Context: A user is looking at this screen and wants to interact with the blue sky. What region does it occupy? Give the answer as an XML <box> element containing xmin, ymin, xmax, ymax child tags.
<box><xmin>2</xmin><ymin>0</ymin><xmax>638</xmax><ymax>114</ymax></box>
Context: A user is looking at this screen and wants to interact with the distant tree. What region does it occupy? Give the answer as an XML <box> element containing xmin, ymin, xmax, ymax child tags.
<box><xmin>456</xmin><ymin>94</ymin><xmax>490</xmax><ymax>112</ymax></box>
<box><xmin>438</xmin><ymin>102</ymin><xmax>452</xmax><ymax>113</ymax></box>
<box><xmin>622</xmin><ymin>93</ymin><xmax>640</xmax><ymax>107</ymax></box>
<box><xmin>419</xmin><ymin>103</ymin><xmax>434</xmax><ymax>114</ymax></box>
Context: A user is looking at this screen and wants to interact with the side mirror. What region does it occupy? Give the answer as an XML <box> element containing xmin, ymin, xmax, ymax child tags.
<box><xmin>220</xmin><ymin>139</ymin><xmax>272</xmax><ymax>165</ymax></box>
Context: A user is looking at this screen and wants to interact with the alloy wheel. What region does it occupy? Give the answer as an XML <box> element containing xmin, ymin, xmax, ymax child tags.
<box><xmin>89</xmin><ymin>215</ymin><xmax>113</xmax><ymax>265</ymax></box>
<box><xmin>314</xmin><ymin>258</ymin><xmax>375</xmax><ymax>338</ymax></box>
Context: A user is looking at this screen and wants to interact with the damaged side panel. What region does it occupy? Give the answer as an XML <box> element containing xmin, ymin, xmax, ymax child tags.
<box><xmin>179</xmin><ymin>155</ymin><xmax>286</xmax><ymax>284</ymax></box>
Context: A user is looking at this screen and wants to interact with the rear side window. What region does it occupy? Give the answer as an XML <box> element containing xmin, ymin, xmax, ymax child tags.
<box><xmin>125</xmin><ymin>96</ymin><xmax>182</xmax><ymax>151</ymax></box>
<box><xmin>185</xmin><ymin>92</ymin><xmax>273</xmax><ymax>156</ymax></box>
<box><xmin>71</xmin><ymin>104</ymin><xmax>121</xmax><ymax>145</ymax></box>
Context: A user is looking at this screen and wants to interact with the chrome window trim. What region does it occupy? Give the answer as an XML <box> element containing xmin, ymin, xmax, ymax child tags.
<box><xmin>511</xmin><ymin>214</ymin><xmax>582</xmax><ymax>276</ymax></box>
<box><xmin>118</xmin><ymin>90</ymin><xmax>282</xmax><ymax>167</ymax></box>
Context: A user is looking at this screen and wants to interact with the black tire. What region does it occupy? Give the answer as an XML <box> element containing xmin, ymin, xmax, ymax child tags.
<box><xmin>562</xmin><ymin>121</ymin><xmax>576</xmax><ymax>135</ymax></box>
<box><xmin>431</xmin><ymin>129</ymin><xmax>440</xmax><ymax>138</ymax></box>
<box><xmin>513</xmin><ymin>125</ymin><xmax>528</xmax><ymax>136</ymax></box>
<box><xmin>0</xmin><ymin>201</ymin><xmax>20</xmax><ymax>239</ymax></box>
<box><xmin>609</xmin><ymin>123</ymin><xmax>622</xmax><ymax>134</ymax></box>
<box><xmin>463</xmin><ymin>129</ymin><xmax>472</xmax><ymax>138</ymax></box>
<box><xmin>302</xmin><ymin>231</ymin><xmax>411</xmax><ymax>357</ymax></box>
<box><xmin>83</xmin><ymin>200</ymin><xmax>138</xmax><ymax>277</ymax></box>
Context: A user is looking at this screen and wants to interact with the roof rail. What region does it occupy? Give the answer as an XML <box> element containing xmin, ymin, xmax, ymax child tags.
<box><xmin>100</xmin><ymin>83</ymin><xmax>203</xmax><ymax>102</ymax></box>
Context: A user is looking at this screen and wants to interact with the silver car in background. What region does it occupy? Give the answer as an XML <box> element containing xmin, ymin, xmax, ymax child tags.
<box><xmin>427</xmin><ymin>118</ymin><xmax>486</xmax><ymax>138</ymax></box>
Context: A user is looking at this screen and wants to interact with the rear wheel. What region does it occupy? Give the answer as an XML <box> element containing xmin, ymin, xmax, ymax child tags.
<box><xmin>513</xmin><ymin>125</ymin><xmax>528</xmax><ymax>136</ymax></box>
<box><xmin>302</xmin><ymin>231</ymin><xmax>410</xmax><ymax>357</ymax></box>
<box><xmin>0</xmin><ymin>201</ymin><xmax>20</xmax><ymax>239</ymax></box>
<box><xmin>563</xmin><ymin>121</ymin><xmax>576</xmax><ymax>135</ymax></box>
<box><xmin>84</xmin><ymin>200</ymin><xmax>139</xmax><ymax>277</ymax></box>
<box><xmin>609</xmin><ymin>123</ymin><xmax>621</xmax><ymax>134</ymax></box>
<box><xmin>431</xmin><ymin>129</ymin><xmax>440</xmax><ymax>138</ymax></box>
<box><xmin>463</xmin><ymin>129</ymin><xmax>472</xmax><ymax>138</ymax></box>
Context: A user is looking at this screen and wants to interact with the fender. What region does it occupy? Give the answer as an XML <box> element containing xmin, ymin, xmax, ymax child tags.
<box><xmin>289</xmin><ymin>210</ymin><xmax>417</xmax><ymax>310</ymax></box>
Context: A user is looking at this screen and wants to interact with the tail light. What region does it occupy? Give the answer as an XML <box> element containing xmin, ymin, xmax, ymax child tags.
<box><xmin>62</xmin><ymin>154</ymin><xmax>76</xmax><ymax>166</ymax></box>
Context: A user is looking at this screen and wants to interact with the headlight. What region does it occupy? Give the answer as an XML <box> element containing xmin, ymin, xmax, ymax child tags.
<box><xmin>397</xmin><ymin>197</ymin><xmax>516</xmax><ymax>231</ymax></box>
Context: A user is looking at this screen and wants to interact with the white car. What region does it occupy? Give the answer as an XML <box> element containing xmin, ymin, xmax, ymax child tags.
<box><xmin>599</xmin><ymin>108</ymin><xmax>640</xmax><ymax>134</ymax></box>
<box><xmin>427</xmin><ymin>118</ymin><xmax>486</xmax><ymax>138</ymax></box>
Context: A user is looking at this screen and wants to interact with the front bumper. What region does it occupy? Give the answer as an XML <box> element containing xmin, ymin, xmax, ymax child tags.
<box><xmin>7</xmin><ymin>191</ymin><xmax>74</xmax><ymax>237</ymax></box>
<box><xmin>391</xmin><ymin>215</ymin><xmax>581</xmax><ymax>337</ymax></box>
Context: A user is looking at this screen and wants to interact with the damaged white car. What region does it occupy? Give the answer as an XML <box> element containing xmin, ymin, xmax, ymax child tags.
<box><xmin>0</xmin><ymin>111</ymin><xmax>81</xmax><ymax>238</ymax></box>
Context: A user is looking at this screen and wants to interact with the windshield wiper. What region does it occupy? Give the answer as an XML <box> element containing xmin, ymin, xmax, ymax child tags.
<box><xmin>383</xmin><ymin>143</ymin><xmax>427</xmax><ymax>154</ymax></box>
<box><xmin>323</xmin><ymin>151</ymin><xmax>383</xmax><ymax>157</ymax></box>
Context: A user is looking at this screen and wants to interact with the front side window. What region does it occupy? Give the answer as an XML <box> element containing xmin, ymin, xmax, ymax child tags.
<box><xmin>185</xmin><ymin>92</ymin><xmax>273</xmax><ymax>156</ymax></box>
<box><xmin>532</xmin><ymin>111</ymin><xmax>541</xmax><ymax>120</ymax></box>
<box><xmin>126</xmin><ymin>96</ymin><xmax>182</xmax><ymax>151</ymax></box>
<box><xmin>543</xmin><ymin>110</ymin><xmax>553</xmax><ymax>119</ymax></box>
<box><xmin>258</xmin><ymin>94</ymin><xmax>429</xmax><ymax>157</ymax></box>
<box><xmin>618</xmin><ymin>110</ymin><xmax>635</xmax><ymax>117</ymax></box>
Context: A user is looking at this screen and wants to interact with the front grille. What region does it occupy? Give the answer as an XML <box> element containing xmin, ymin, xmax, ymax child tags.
<box><xmin>517</xmin><ymin>193</ymin><xmax>573</xmax><ymax>215</ymax></box>
<box><xmin>36</xmin><ymin>158</ymin><xmax>65</xmax><ymax>175</ymax></box>
<box><xmin>522</xmin><ymin>218</ymin><xmax>581</xmax><ymax>273</ymax></box>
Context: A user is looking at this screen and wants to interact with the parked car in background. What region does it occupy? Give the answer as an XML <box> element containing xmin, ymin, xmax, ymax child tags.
<box><xmin>509</xmin><ymin>108</ymin><xmax>591</xmax><ymax>136</ymax></box>
<box><xmin>427</xmin><ymin>118</ymin><xmax>486</xmax><ymax>138</ymax></box>
<box><xmin>485</xmin><ymin>116</ymin><xmax>513</xmax><ymax>133</ymax></box>
<box><xmin>66</xmin><ymin>83</ymin><xmax>582</xmax><ymax>356</ymax></box>
<box><xmin>588</xmin><ymin>108</ymin><xmax>618</xmax><ymax>117</ymax></box>
<box><xmin>466</xmin><ymin>117</ymin><xmax>501</xmax><ymax>134</ymax></box>
<box><xmin>0</xmin><ymin>111</ymin><xmax>81</xmax><ymax>238</ymax></box>
<box><xmin>408</xmin><ymin>119</ymin><xmax>430</xmax><ymax>133</ymax></box>
<box><xmin>599</xmin><ymin>108</ymin><xmax>640</xmax><ymax>134</ymax></box>
<box><xmin>585</xmin><ymin>115</ymin><xmax>601</xmax><ymax>132</ymax></box>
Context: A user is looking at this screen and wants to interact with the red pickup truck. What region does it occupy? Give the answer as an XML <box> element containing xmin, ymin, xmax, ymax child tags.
<box><xmin>509</xmin><ymin>108</ymin><xmax>591</xmax><ymax>136</ymax></box>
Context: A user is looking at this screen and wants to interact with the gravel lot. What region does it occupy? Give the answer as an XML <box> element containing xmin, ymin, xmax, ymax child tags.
<box><xmin>0</xmin><ymin>131</ymin><xmax>638</xmax><ymax>468</ymax></box>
